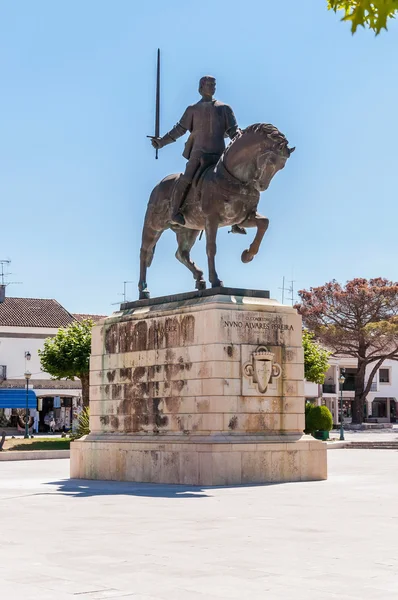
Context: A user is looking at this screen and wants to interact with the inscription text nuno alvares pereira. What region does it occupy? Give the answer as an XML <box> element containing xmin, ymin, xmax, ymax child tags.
<box><xmin>223</xmin><ymin>315</ymin><xmax>294</xmax><ymax>331</ymax></box>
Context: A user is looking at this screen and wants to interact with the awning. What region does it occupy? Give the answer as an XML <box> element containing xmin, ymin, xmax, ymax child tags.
<box><xmin>0</xmin><ymin>389</ymin><xmax>37</xmax><ymax>409</ymax></box>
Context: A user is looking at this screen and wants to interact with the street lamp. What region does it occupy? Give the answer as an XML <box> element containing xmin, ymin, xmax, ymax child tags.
<box><xmin>24</xmin><ymin>370</ymin><xmax>32</xmax><ymax>439</ymax></box>
<box><xmin>339</xmin><ymin>369</ymin><xmax>346</xmax><ymax>441</ymax></box>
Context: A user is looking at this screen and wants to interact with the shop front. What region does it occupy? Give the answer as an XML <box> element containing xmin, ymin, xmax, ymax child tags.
<box><xmin>36</xmin><ymin>394</ymin><xmax>81</xmax><ymax>432</ymax></box>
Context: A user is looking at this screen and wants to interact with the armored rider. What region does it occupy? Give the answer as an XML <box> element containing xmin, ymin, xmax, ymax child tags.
<box><xmin>151</xmin><ymin>76</ymin><xmax>245</xmax><ymax>234</ymax></box>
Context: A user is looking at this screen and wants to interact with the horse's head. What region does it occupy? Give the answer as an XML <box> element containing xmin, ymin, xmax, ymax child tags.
<box><xmin>223</xmin><ymin>124</ymin><xmax>295</xmax><ymax>192</ymax></box>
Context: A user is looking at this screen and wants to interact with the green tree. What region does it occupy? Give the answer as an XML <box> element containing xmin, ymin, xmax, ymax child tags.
<box><xmin>328</xmin><ymin>1</ymin><xmax>398</xmax><ymax>34</ymax></box>
<box><xmin>303</xmin><ymin>330</ymin><xmax>331</xmax><ymax>384</ymax></box>
<box><xmin>296</xmin><ymin>278</ymin><xmax>398</xmax><ymax>424</ymax></box>
<box><xmin>39</xmin><ymin>319</ymin><xmax>93</xmax><ymax>407</ymax></box>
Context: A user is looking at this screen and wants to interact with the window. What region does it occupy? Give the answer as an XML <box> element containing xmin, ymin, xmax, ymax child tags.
<box><xmin>379</xmin><ymin>368</ymin><xmax>390</xmax><ymax>384</ymax></box>
<box><xmin>0</xmin><ymin>365</ymin><xmax>6</xmax><ymax>381</ymax></box>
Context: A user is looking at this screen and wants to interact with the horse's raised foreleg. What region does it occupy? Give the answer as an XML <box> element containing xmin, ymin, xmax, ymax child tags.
<box><xmin>138</xmin><ymin>225</ymin><xmax>163</xmax><ymax>299</ymax></box>
<box><xmin>239</xmin><ymin>214</ymin><xmax>269</xmax><ymax>263</ymax></box>
<box><xmin>175</xmin><ymin>228</ymin><xmax>206</xmax><ymax>290</ymax></box>
<box><xmin>205</xmin><ymin>218</ymin><xmax>223</xmax><ymax>288</ymax></box>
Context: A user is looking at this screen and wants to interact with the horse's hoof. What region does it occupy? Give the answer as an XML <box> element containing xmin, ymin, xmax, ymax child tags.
<box><xmin>195</xmin><ymin>280</ymin><xmax>206</xmax><ymax>290</ymax></box>
<box><xmin>241</xmin><ymin>250</ymin><xmax>254</xmax><ymax>264</ymax></box>
<box><xmin>139</xmin><ymin>290</ymin><xmax>150</xmax><ymax>300</ymax></box>
<box><xmin>212</xmin><ymin>280</ymin><xmax>224</xmax><ymax>288</ymax></box>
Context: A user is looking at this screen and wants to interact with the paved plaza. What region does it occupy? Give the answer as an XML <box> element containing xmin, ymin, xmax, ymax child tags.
<box><xmin>1</xmin><ymin>451</ymin><xmax>398</xmax><ymax>599</ymax></box>
<box><xmin>329</xmin><ymin>426</ymin><xmax>398</xmax><ymax>443</ymax></box>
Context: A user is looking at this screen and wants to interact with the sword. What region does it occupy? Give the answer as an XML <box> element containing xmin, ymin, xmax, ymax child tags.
<box><xmin>147</xmin><ymin>48</ymin><xmax>160</xmax><ymax>159</ymax></box>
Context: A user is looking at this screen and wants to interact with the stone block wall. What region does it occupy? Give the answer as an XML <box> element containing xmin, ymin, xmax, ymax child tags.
<box><xmin>88</xmin><ymin>297</ymin><xmax>305</xmax><ymax>438</ymax></box>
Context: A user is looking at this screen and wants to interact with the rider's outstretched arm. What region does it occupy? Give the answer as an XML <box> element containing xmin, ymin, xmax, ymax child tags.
<box><xmin>155</xmin><ymin>106</ymin><xmax>193</xmax><ymax>149</ymax></box>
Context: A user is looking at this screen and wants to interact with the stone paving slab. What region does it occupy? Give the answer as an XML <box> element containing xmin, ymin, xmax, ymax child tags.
<box><xmin>0</xmin><ymin>449</ymin><xmax>70</xmax><ymax>460</ymax></box>
<box><xmin>1</xmin><ymin>452</ymin><xmax>398</xmax><ymax>599</ymax></box>
<box><xmin>329</xmin><ymin>425</ymin><xmax>398</xmax><ymax>442</ymax></box>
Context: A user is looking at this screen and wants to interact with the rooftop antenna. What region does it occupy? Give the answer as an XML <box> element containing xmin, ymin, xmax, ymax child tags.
<box><xmin>287</xmin><ymin>279</ymin><xmax>296</xmax><ymax>306</ymax></box>
<box><xmin>0</xmin><ymin>259</ymin><xmax>22</xmax><ymax>302</ymax></box>
<box><xmin>0</xmin><ymin>260</ymin><xmax>11</xmax><ymax>286</ymax></box>
<box><xmin>111</xmin><ymin>281</ymin><xmax>133</xmax><ymax>306</ymax></box>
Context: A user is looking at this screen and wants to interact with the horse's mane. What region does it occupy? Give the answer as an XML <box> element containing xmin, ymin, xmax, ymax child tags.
<box><xmin>224</xmin><ymin>123</ymin><xmax>289</xmax><ymax>158</ymax></box>
<box><xmin>244</xmin><ymin>123</ymin><xmax>288</xmax><ymax>145</ymax></box>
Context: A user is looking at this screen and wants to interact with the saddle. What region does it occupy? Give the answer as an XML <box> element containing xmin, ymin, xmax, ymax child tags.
<box><xmin>175</xmin><ymin>154</ymin><xmax>259</xmax><ymax>219</ymax></box>
<box><xmin>179</xmin><ymin>156</ymin><xmax>220</xmax><ymax>213</ymax></box>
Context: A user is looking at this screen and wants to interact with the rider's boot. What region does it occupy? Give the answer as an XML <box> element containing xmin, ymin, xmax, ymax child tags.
<box><xmin>170</xmin><ymin>178</ymin><xmax>190</xmax><ymax>226</ymax></box>
<box><xmin>231</xmin><ymin>224</ymin><xmax>247</xmax><ymax>235</ymax></box>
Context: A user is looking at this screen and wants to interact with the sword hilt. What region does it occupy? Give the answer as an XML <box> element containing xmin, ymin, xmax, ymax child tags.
<box><xmin>147</xmin><ymin>135</ymin><xmax>159</xmax><ymax>159</ymax></box>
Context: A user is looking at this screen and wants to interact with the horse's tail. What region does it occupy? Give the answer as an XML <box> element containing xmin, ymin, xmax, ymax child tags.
<box><xmin>139</xmin><ymin>175</ymin><xmax>180</xmax><ymax>299</ymax></box>
<box><xmin>140</xmin><ymin>179</ymin><xmax>174</xmax><ymax>268</ymax></box>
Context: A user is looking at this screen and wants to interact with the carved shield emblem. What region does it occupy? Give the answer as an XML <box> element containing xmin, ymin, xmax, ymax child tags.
<box><xmin>244</xmin><ymin>345</ymin><xmax>281</xmax><ymax>393</ymax></box>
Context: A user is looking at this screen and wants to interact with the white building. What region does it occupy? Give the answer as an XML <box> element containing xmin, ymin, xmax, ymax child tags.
<box><xmin>305</xmin><ymin>356</ymin><xmax>398</xmax><ymax>425</ymax></box>
<box><xmin>0</xmin><ymin>292</ymin><xmax>105</xmax><ymax>433</ymax></box>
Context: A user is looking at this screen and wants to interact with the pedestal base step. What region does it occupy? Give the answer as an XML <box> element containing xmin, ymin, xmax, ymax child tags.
<box><xmin>70</xmin><ymin>436</ymin><xmax>327</xmax><ymax>486</ymax></box>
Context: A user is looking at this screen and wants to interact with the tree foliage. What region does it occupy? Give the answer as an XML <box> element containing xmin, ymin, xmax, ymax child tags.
<box><xmin>296</xmin><ymin>278</ymin><xmax>398</xmax><ymax>424</ymax></box>
<box><xmin>303</xmin><ymin>330</ymin><xmax>331</xmax><ymax>384</ymax></box>
<box><xmin>328</xmin><ymin>1</ymin><xmax>398</xmax><ymax>34</ymax></box>
<box><xmin>39</xmin><ymin>319</ymin><xmax>93</xmax><ymax>407</ymax></box>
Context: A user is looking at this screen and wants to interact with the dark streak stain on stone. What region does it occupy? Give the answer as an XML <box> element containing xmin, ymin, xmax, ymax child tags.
<box><xmin>111</xmin><ymin>384</ymin><xmax>122</xmax><ymax>400</ymax></box>
<box><xmin>173</xmin><ymin>380</ymin><xmax>185</xmax><ymax>393</ymax></box>
<box><xmin>118</xmin><ymin>322</ymin><xmax>127</xmax><ymax>353</ymax></box>
<box><xmin>181</xmin><ymin>315</ymin><xmax>195</xmax><ymax>345</ymax></box>
<box><xmin>164</xmin><ymin>363</ymin><xmax>185</xmax><ymax>381</ymax></box>
<box><xmin>120</xmin><ymin>367</ymin><xmax>132</xmax><ymax>380</ymax></box>
<box><xmin>165</xmin><ymin>317</ymin><xmax>180</xmax><ymax>347</ymax></box>
<box><xmin>110</xmin><ymin>416</ymin><xmax>119</xmax><ymax>430</ymax></box>
<box><xmin>150</xmin><ymin>450</ymin><xmax>159</xmax><ymax>464</ymax></box>
<box><xmin>133</xmin><ymin>366</ymin><xmax>146</xmax><ymax>382</ymax></box>
<box><xmin>153</xmin><ymin>399</ymin><xmax>168</xmax><ymax>427</ymax></box>
<box><xmin>124</xmin><ymin>416</ymin><xmax>133</xmax><ymax>431</ymax></box>
<box><xmin>228</xmin><ymin>415</ymin><xmax>238</xmax><ymax>430</ymax></box>
<box><xmin>107</xmin><ymin>370</ymin><xmax>116</xmax><ymax>383</ymax></box>
<box><xmin>165</xmin><ymin>349</ymin><xmax>176</xmax><ymax>363</ymax></box>
<box><xmin>133</xmin><ymin>321</ymin><xmax>148</xmax><ymax>352</ymax></box>
<box><xmin>148</xmin><ymin>319</ymin><xmax>166</xmax><ymax>350</ymax></box>
<box><xmin>104</xmin><ymin>324</ymin><xmax>118</xmax><ymax>354</ymax></box>
<box><xmin>118</xmin><ymin>391</ymin><xmax>168</xmax><ymax>432</ymax></box>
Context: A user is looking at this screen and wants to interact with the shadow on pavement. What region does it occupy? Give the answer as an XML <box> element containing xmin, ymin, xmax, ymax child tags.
<box><xmin>47</xmin><ymin>478</ymin><xmax>284</xmax><ymax>499</ymax></box>
<box><xmin>48</xmin><ymin>478</ymin><xmax>212</xmax><ymax>498</ymax></box>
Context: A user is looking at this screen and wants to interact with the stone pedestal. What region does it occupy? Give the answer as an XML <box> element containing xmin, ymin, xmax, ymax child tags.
<box><xmin>70</xmin><ymin>289</ymin><xmax>327</xmax><ymax>485</ymax></box>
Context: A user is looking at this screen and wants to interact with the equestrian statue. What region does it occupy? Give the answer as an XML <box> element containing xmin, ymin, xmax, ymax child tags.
<box><xmin>140</xmin><ymin>66</ymin><xmax>294</xmax><ymax>300</ymax></box>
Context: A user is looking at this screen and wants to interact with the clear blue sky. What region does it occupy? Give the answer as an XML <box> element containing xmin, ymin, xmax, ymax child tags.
<box><xmin>1</xmin><ymin>1</ymin><xmax>397</xmax><ymax>315</ymax></box>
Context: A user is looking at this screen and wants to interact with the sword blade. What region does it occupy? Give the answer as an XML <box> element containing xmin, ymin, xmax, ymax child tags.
<box><xmin>155</xmin><ymin>48</ymin><xmax>160</xmax><ymax>159</ymax></box>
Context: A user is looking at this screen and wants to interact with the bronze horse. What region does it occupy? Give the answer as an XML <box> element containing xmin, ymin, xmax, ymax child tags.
<box><xmin>139</xmin><ymin>123</ymin><xmax>294</xmax><ymax>299</ymax></box>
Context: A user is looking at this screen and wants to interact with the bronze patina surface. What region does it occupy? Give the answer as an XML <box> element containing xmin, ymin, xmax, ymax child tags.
<box><xmin>141</xmin><ymin>77</ymin><xmax>295</xmax><ymax>299</ymax></box>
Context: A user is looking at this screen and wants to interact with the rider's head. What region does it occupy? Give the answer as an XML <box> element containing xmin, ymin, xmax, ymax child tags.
<box><xmin>199</xmin><ymin>76</ymin><xmax>216</xmax><ymax>99</ymax></box>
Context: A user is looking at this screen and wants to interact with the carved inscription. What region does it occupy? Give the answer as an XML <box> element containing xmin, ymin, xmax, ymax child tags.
<box><xmin>223</xmin><ymin>315</ymin><xmax>293</xmax><ymax>331</ymax></box>
<box><xmin>156</xmin><ymin>324</ymin><xmax>177</xmax><ymax>334</ymax></box>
